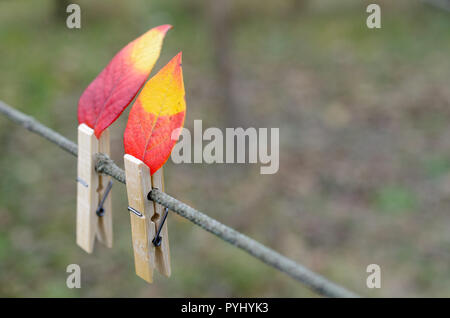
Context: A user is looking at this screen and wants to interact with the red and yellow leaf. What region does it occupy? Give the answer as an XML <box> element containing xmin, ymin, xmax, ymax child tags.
<box><xmin>124</xmin><ymin>52</ymin><xmax>186</xmax><ymax>175</ymax></box>
<box><xmin>78</xmin><ymin>24</ymin><xmax>172</xmax><ymax>138</ymax></box>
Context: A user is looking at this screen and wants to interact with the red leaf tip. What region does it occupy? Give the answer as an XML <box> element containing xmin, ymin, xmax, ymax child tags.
<box><xmin>172</xmin><ymin>51</ymin><xmax>183</xmax><ymax>71</ymax></box>
<box><xmin>175</xmin><ymin>51</ymin><xmax>182</xmax><ymax>62</ymax></box>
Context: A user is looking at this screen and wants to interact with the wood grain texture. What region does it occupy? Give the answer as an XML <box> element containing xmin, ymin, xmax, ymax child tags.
<box><xmin>151</xmin><ymin>168</ymin><xmax>171</xmax><ymax>277</ymax></box>
<box><xmin>96</xmin><ymin>128</ymin><xmax>113</xmax><ymax>248</ymax></box>
<box><xmin>76</xmin><ymin>124</ymin><xmax>99</xmax><ymax>253</ymax></box>
<box><xmin>124</xmin><ymin>154</ymin><xmax>156</xmax><ymax>283</ymax></box>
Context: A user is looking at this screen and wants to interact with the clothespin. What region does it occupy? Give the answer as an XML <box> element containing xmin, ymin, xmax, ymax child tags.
<box><xmin>124</xmin><ymin>154</ymin><xmax>171</xmax><ymax>282</ymax></box>
<box><xmin>76</xmin><ymin>124</ymin><xmax>113</xmax><ymax>253</ymax></box>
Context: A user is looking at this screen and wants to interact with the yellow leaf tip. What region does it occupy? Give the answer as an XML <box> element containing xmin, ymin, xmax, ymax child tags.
<box><xmin>155</xmin><ymin>24</ymin><xmax>173</xmax><ymax>35</ymax></box>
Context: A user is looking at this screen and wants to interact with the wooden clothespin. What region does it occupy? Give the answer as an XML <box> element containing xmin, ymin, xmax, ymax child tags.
<box><xmin>124</xmin><ymin>155</ymin><xmax>171</xmax><ymax>282</ymax></box>
<box><xmin>76</xmin><ymin>124</ymin><xmax>113</xmax><ymax>253</ymax></box>
<box><xmin>123</xmin><ymin>52</ymin><xmax>185</xmax><ymax>282</ymax></box>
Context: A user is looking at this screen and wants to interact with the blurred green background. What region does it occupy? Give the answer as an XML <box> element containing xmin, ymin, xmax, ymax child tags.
<box><xmin>0</xmin><ymin>0</ymin><xmax>450</xmax><ymax>297</ymax></box>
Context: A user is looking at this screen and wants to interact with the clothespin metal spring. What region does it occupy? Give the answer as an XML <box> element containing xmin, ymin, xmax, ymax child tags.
<box><xmin>126</xmin><ymin>188</ymin><xmax>169</xmax><ymax>247</ymax></box>
<box><xmin>152</xmin><ymin>207</ymin><xmax>169</xmax><ymax>247</ymax></box>
<box><xmin>127</xmin><ymin>206</ymin><xmax>143</xmax><ymax>217</ymax></box>
<box><xmin>96</xmin><ymin>180</ymin><xmax>113</xmax><ymax>217</ymax></box>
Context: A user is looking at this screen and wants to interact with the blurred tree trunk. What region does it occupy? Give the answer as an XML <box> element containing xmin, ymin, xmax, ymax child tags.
<box><xmin>53</xmin><ymin>0</ymin><xmax>72</xmax><ymax>22</ymax></box>
<box><xmin>208</xmin><ymin>0</ymin><xmax>242</xmax><ymax>127</ymax></box>
<box><xmin>293</xmin><ymin>0</ymin><xmax>309</xmax><ymax>12</ymax></box>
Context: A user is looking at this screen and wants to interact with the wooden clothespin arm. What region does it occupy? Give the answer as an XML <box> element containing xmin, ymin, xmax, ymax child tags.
<box><xmin>76</xmin><ymin>124</ymin><xmax>113</xmax><ymax>253</ymax></box>
<box><xmin>96</xmin><ymin>128</ymin><xmax>113</xmax><ymax>248</ymax></box>
<box><xmin>124</xmin><ymin>154</ymin><xmax>171</xmax><ymax>283</ymax></box>
<box><xmin>151</xmin><ymin>168</ymin><xmax>171</xmax><ymax>277</ymax></box>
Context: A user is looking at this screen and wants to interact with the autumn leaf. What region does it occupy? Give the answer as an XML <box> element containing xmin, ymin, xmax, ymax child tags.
<box><xmin>124</xmin><ymin>52</ymin><xmax>186</xmax><ymax>175</ymax></box>
<box><xmin>78</xmin><ymin>24</ymin><xmax>172</xmax><ymax>138</ymax></box>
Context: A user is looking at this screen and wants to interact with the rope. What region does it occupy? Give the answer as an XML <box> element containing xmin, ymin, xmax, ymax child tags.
<box><xmin>0</xmin><ymin>100</ymin><xmax>360</xmax><ymax>298</ymax></box>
